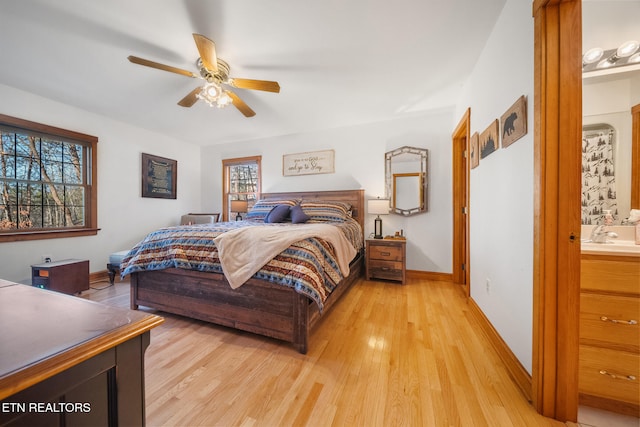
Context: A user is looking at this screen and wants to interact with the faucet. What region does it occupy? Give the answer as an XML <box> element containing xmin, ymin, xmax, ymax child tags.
<box><xmin>589</xmin><ymin>225</ymin><xmax>618</xmax><ymax>243</ymax></box>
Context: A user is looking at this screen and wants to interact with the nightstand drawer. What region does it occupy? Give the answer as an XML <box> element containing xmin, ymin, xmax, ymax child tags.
<box><xmin>368</xmin><ymin>260</ymin><xmax>403</xmax><ymax>281</ymax></box>
<box><xmin>366</xmin><ymin>239</ymin><xmax>406</xmax><ymax>284</ymax></box>
<box><xmin>369</xmin><ymin>244</ymin><xmax>403</xmax><ymax>261</ymax></box>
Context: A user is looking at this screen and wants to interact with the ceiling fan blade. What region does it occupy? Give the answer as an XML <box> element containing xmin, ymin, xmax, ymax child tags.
<box><xmin>193</xmin><ymin>33</ymin><xmax>218</xmax><ymax>72</ymax></box>
<box><xmin>128</xmin><ymin>55</ymin><xmax>197</xmax><ymax>78</ymax></box>
<box><xmin>177</xmin><ymin>87</ymin><xmax>201</xmax><ymax>107</ymax></box>
<box><xmin>229</xmin><ymin>78</ymin><xmax>280</xmax><ymax>93</ymax></box>
<box><xmin>226</xmin><ymin>91</ymin><xmax>256</xmax><ymax>117</ymax></box>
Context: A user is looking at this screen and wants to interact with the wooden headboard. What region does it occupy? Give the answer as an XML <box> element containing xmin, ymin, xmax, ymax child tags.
<box><xmin>261</xmin><ymin>189</ymin><xmax>365</xmax><ymax>235</ymax></box>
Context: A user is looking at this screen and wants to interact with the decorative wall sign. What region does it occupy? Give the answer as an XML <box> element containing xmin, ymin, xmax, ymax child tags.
<box><xmin>283</xmin><ymin>149</ymin><xmax>335</xmax><ymax>176</ymax></box>
<box><xmin>480</xmin><ymin>119</ymin><xmax>499</xmax><ymax>159</ymax></box>
<box><xmin>470</xmin><ymin>132</ymin><xmax>480</xmax><ymax>169</ymax></box>
<box><xmin>501</xmin><ymin>95</ymin><xmax>527</xmax><ymax>148</ymax></box>
<box><xmin>142</xmin><ymin>153</ymin><xmax>177</xmax><ymax>199</ymax></box>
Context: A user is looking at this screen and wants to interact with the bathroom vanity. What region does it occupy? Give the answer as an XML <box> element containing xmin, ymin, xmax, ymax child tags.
<box><xmin>579</xmin><ymin>226</ymin><xmax>640</xmax><ymax>417</ymax></box>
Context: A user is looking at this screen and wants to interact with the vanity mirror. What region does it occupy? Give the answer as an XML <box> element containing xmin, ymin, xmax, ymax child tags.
<box><xmin>385</xmin><ymin>146</ymin><xmax>428</xmax><ymax>216</ymax></box>
<box><xmin>582</xmin><ymin>70</ymin><xmax>639</xmax><ymax>225</ymax></box>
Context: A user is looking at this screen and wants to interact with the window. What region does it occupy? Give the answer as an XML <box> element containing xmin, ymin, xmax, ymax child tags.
<box><xmin>222</xmin><ymin>156</ymin><xmax>261</xmax><ymax>221</ymax></box>
<box><xmin>0</xmin><ymin>114</ymin><xmax>98</xmax><ymax>242</ymax></box>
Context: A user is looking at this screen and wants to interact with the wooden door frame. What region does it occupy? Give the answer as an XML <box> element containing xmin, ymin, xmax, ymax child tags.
<box><xmin>632</xmin><ymin>104</ymin><xmax>640</xmax><ymax>209</ymax></box>
<box><xmin>452</xmin><ymin>108</ymin><xmax>470</xmax><ymax>294</ymax></box>
<box><xmin>532</xmin><ymin>0</ymin><xmax>582</xmax><ymax>422</ymax></box>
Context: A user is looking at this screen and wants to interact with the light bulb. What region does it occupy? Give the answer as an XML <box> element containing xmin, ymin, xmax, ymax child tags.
<box><xmin>205</xmin><ymin>84</ymin><xmax>220</xmax><ymax>98</ymax></box>
<box><xmin>583</xmin><ymin>47</ymin><xmax>604</xmax><ymax>64</ymax></box>
<box><xmin>216</xmin><ymin>92</ymin><xmax>232</xmax><ymax>108</ymax></box>
<box><xmin>596</xmin><ymin>58</ymin><xmax>613</xmax><ymax>69</ymax></box>
<box><xmin>628</xmin><ymin>52</ymin><xmax>640</xmax><ymax>64</ymax></box>
<box><xmin>617</xmin><ymin>40</ymin><xmax>639</xmax><ymax>58</ymax></box>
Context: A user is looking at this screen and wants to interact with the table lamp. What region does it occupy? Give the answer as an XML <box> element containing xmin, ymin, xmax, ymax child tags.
<box><xmin>230</xmin><ymin>200</ymin><xmax>248</xmax><ymax>221</ymax></box>
<box><xmin>368</xmin><ymin>198</ymin><xmax>390</xmax><ymax>239</ymax></box>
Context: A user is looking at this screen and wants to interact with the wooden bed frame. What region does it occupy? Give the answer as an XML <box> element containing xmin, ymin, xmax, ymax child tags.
<box><xmin>130</xmin><ymin>189</ymin><xmax>365</xmax><ymax>354</ymax></box>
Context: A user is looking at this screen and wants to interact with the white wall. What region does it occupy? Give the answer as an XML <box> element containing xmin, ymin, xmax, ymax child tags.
<box><xmin>455</xmin><ymin>0</ymin><xmax>534</xmax><ymax>373</ymax></box>
<box><xmin>0</xmin><ymin>84</ymin><xmax>202</xmax><ymax>284</ymax></box>
<box><xmin>201</xmin><ymin>110</ymin><xmax>456</xmax><ymax>273</ymax></box>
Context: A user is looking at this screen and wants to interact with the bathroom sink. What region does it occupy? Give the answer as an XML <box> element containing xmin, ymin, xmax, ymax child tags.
<box><xmin>581</xmin><ymin>239</ymin><xmax>640</xmax><ymax>256</ymax></box>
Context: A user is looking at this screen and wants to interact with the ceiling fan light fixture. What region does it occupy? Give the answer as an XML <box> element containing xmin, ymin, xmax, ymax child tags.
<box><xmin>128</xmin><ymin>33</ymin><xmax>277</xmax><ymax>117</ymax></box>
<box><xmin>197</xmin><ymin>82</ymin><xmax>230</xmax><ymax>108</ymax></box>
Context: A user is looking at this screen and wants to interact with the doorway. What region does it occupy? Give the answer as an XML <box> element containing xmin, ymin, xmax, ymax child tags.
<box><xmin>452</xmin><ymin>108</ymin><xmax>470</xmax><ymax>295</ymax></box>
<box><xmin>532</xmin><ymin>0</ymin><xmax>582</xmax><ymax>422</ymax></box>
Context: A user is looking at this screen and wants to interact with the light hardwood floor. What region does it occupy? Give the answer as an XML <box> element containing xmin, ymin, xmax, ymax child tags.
<box><xmin>86</xmin><ymin>277</ymin><xmax>568</xmax><ymax>426</ymax></box>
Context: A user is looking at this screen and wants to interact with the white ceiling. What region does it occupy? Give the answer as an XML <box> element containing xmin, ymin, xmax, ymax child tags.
<box><xmin>0</xmin><ymin>0</ymin><xmax>508</xmax><ymax>146</ymax></box>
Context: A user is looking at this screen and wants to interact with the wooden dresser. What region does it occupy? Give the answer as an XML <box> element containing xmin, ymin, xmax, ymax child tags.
<box><xmin>366</xmin><ymin>238</ymin><xmax>406</xmax><ymax>284</ymax></box>
<box><xmin>579</xmin><ymin>253</ymin><xmax>640</xmax><ymax>417</ymax></box>
<box><xmin>0</xmin><ymin>280</ymin><xmax>164</xmax><ymax>426</ymax></box>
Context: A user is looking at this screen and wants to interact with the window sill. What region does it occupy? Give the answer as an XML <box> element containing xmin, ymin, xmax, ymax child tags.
<box><xmin>0</xmin><ymin>228</ymin><xmax>100</xmax><ymax>243</ymax></box>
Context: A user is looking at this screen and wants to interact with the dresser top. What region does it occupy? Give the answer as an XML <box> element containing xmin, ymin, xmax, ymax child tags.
<box><xmin>0</xmin><ymin>282</ymin><xmax>163</xmax><ymax>399</ymax></box>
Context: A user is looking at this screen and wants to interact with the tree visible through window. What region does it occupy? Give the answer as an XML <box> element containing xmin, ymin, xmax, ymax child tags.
<box><xmin>0</xmin><ymin>114</ymin><xmax>98</xmax><ymax>241</ymax></box>
<box><xmin>222</xmin><ymin>156</ymin><xmax>261</xmax><ymax>221</ymax></box>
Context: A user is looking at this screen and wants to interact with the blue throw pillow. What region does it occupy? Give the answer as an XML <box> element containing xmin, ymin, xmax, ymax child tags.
<box><xmin>290</xmin><ymin>204</ymin><xmax>310</xmax><ymax>224</ymax></box>
<box><xmin>265</xmin><ymin>204</ymin><xmax>291</xmax><ymax>223</ymax></box>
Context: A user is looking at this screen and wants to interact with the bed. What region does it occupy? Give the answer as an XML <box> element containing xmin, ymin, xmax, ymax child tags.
<box><xmin>124</xmin><ymin>189</ymin><xmax>364</xmax><ymax>354</ymax></box>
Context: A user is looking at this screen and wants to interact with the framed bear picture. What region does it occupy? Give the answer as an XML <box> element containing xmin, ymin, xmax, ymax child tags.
<box><xmin>500</xmin><ymin>95</ymin><xmax>527</xmax><ymax>149</ymax></box>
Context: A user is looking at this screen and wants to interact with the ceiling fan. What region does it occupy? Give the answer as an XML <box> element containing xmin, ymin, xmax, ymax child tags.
<box><xmin>127</xmin><ymin>34</ymin><xmax>280</xmax><ymax>117</ymax></box>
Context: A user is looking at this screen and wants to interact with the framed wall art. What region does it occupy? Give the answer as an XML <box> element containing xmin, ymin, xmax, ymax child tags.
<box><xmin>142</xmin><ymin>153</ymin><xmax>177</xmax><ymax>199</ymax></box>
<box><xmin>501</xmin><ymin>95</ymin><xmax>527</xmax><ymax>148</ymax></box>
<box><xmin>470</xmin><ymin>132</ymin><xmax>480</xmax><ymax>169</ymax></box>
<box><xmin>480</xmin><ymin>119</ymin><xmax>499</xmax><ymax>159</ymax></box>
<box><xmin>283</xmin><ymin>149</ymin><xmax>335</xmax><ymax>176</ymax></box>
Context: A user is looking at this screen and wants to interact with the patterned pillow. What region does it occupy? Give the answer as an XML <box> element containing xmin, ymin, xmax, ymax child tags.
<box><xmin>246</xmin><ymin>199</ymin><xmax>298</xmax><ymax>221</ymax></box>
<box><xmin>300</xmin><ymin>200</ymin><xmax>352</xmax><ymax>222</ymax></box>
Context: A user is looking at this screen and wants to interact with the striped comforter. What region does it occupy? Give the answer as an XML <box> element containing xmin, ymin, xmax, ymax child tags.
<box><xmin>120</xmin><ymin>218</ymin><xmax>363</xmax><ymax>311</ymax></box>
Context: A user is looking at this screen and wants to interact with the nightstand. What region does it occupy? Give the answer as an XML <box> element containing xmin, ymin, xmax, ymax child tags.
<box><xmin>366</xmin><ymin>238</ymin><xmax>406</xmax><ymax>284</ymax></box>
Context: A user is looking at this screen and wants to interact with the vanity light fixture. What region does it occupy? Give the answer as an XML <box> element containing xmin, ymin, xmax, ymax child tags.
<box><xmin>368</xmin><ymin>198</ymin><xmax>390</xmax><ymax>239</ymax></box>
<box><xmin>583</xmin><ymin>40</ymin><xmax>640</xmax><ymax>73</ymax></box>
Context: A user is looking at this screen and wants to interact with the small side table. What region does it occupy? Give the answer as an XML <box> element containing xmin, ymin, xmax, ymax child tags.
<box><xmin>366</xmin><ymin>238</ymin><xmax>407</xmax><ymax>284</ymax></box>
<box><xmin>31</xmin><ymin>259</ymin><xmax>89</xmax><ymax>295</ymax></box>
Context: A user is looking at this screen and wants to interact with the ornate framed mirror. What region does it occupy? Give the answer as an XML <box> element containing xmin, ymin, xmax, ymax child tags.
<box><xmin>385</xmin><ymin>146</ymin><xmax>428</xmax><ymax>216</ymax></box>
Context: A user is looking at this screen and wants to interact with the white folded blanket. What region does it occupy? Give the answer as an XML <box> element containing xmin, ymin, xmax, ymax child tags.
<box><xmin>213</xmin><ymin>223</ymin><xmax>357</xmax><ymax>289</ymax></box>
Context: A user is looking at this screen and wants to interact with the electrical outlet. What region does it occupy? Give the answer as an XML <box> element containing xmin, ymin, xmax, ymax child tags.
<box><xmin>485</xmin><ymin>278</ymin><xmax>491</xmax><ymax>295</ymax></box>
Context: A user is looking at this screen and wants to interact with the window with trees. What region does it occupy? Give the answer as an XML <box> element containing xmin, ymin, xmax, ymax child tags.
<box><xmin>222</xmin><ymin>156</ymin><xmax>261</xmax><ymax>221</ymax></box>
<box><xmin>0</xmin><ymin>114</ymin><xmax>98</xmax><ymax>242</ymax></box>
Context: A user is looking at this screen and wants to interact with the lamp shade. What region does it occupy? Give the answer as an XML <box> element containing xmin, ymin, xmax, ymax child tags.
<box><xmin>230</xmin><ymin>200</ymin><xmax>248</xmax><ymax>213</ymax></box>
<box><xmin>368</xmin><ymin>198</ymin><xmax>390</xmax><ymax>215</ymax></box>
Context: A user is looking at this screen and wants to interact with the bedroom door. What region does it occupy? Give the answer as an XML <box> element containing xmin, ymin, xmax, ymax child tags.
<box><xmin>452</xmin><ymin>109</ymin><xmax>470</xmax><ymax>295</ymax></box>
